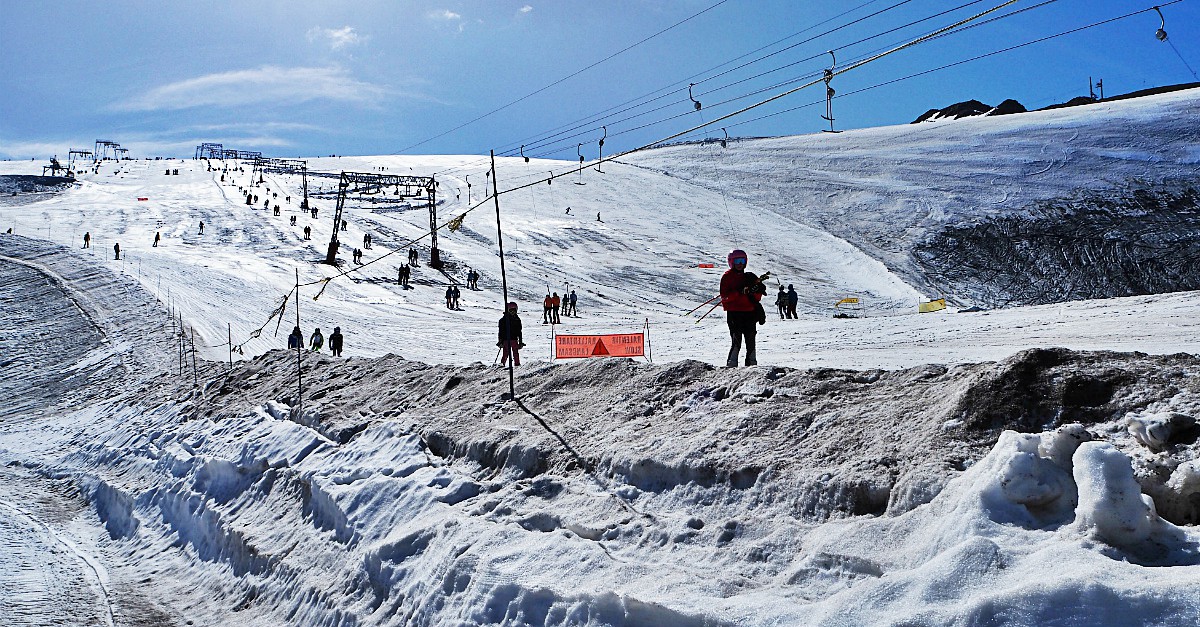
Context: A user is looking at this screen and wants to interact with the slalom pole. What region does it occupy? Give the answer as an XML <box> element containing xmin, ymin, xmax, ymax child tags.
<box><xmin>683</xmin><ymin>294</ymin><xmax>720</xmax><ymax>316</ymax></box>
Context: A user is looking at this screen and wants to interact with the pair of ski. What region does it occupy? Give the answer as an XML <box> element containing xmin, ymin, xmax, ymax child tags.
<box><xmin>685</xmin><ymin>271</ymin><xmax>772</xmax><ymax>323</ymax></box>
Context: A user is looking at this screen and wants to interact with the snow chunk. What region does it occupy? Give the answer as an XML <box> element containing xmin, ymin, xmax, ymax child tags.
<box><xmin>976</xmin><ymin>427</ymin><xmax>1090</xmax><ymax>528</ymax></box>
<box><xmin>1126</xmin><ymin>411</ymin><xmax>1197</xmax><ymax>451</ymax></box>
<box><xmin>1072</xmin><ymin>441</ymin><xmax>1194</xmax><ymax>562</ymax></box>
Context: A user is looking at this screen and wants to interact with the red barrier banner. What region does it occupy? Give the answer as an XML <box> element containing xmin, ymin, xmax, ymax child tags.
<box><xmin>555</xmin><ymin>333</ymin><xmax>644</xmax><ymax>359</ymax></box>
<box><xmin>137</xmin><ymin>197</ymin><xmax>149</xmax><ymax>201</ymax></box>
<box><xmin>697</xmin><ymin>263</ymin><xmax>715</xmax><ymax>268</ymax></box>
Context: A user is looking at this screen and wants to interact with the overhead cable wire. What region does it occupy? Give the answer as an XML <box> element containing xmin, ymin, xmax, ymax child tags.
<box><xmin>504</xmin><ymin>0</ymin><xmax>1044</xmax><ymax>161</ymax></box>
<box><xmin>395</xmin><ymin>0</ymin><xmax>732</xmax><ymax>155</ymax></box>
<box><xmin>485</xmin><ymin>0</ymin><xmax>918</xmax><ymax>158</ymax></box>
<box><xmin>528</xmin><ymin>0</ymin><xmax>1097</xmax><ymax>161</ymax></box>
<box><xmin>433</xmin><ymin>0</ymin><xmax>927</xmax><ymax>175</ymax></box>
<box><xmin>671</xmin><ymin>0</ymin><xmax>1191</xmax><ymax>140</ymax></box>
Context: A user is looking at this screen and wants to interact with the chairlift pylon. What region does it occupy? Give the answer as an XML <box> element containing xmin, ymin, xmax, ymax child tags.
<box><xmin>1153</xmin><ymin>6</ymin><xmax>1168</xmax><ymax>41</ymax></box>
<box><xmin>821</xmin><ymin>51</ymin><xmax>842</xmax><ymax>133</ymax></box>
<box><xmin>688</xmin><ymin>83</ymin><xmax>702</xmax><ymax>111</ymax></box>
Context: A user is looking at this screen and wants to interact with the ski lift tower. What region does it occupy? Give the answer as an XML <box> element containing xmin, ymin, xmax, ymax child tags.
<box><xmin>252</xmin><ymin>157</ymin><xmax>310</xmax><ymax>209</ymax></box>
<box><xmin>94</xmin><ymin>140</ymin><xmax>121</xmax><ymax>161</ymax></box>
<box><xmin>67</xmin><ymin>149</ymin><xmax>93</xmax><ymax>174</ymax></box>
<box><xmin>196</xmin><ymin>142</ymin><xmax>223</xmax><ymax>160</ymax></box>
<box><xmin>324</xmin><ymin>171</ymin><xmax>437</xmax><ymax>266</ymax></box>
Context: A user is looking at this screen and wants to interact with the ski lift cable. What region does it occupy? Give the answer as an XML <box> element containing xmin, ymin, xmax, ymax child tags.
<box><xmin>487</xmin><ymin>0</ymin><xmax>920</xmax><ymax>160</ymax></box>
<box><xmin>393</xmin><ymin>0</ymin><xmax>733</xmax><ymax>155</ymax></box>
<box><xmin>505</xmin><ymin>0</ymin><xmax>1026</xmax><ymax>190</ymax></box>
<box><xmin>511</xmin><ymin>0</ymin><xmax>1037</xmax><ymax>161</ymax></box>
<box><xmin>523</xmin><ymin>0</ymin><xmax>1072</xmax><ymax>160</ymax></box>
<box><xmin>671</xmin><ymin>0</ymin><xmax>1192</xmax><ymax>142</ymax></box>
<box><xmin>438</xmin><ymin>0</ymin><xmax>1004</xmax><ymax>173</ymax></box>
<box><xmin>481</xmin><ymin>0</ymin><xmax>899</xmax><ymax>160</ymax></box>
<box><xmin>483</xmin><ymin>0</ymin><xmax>969</xmax><ymax>165</ymax></box>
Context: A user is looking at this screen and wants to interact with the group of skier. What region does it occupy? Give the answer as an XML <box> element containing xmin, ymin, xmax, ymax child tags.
<box><xmin>774</xmin><ymin>284</ymin><xmax>799</xmax><ymax>319</ymax></box>
<box><xmin>541</xmin><ymin>291</ymin><xmax>577</xmax><ymax>324</ymax></box>
<box><xmin>288</xmin><ymin>325</ymin><xmax>344</xmax><ymax>357</ymax></box>
<box><xmin>445</xmin><ymin>284</ymin><xmax>461</xmax><ymax>309</ymax></box>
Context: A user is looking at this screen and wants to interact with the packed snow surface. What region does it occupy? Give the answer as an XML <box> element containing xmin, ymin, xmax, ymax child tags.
<box><xmin>2</xmin><ymin>88</ymin><xmax>1200</xmax><ymax>625</ymax></box>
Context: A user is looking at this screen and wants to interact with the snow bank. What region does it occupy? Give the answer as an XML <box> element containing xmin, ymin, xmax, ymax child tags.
<box><xmin>794</xmin><ymin>426</ymin><xmax>1200</xmax><ymax>626</ymax></box>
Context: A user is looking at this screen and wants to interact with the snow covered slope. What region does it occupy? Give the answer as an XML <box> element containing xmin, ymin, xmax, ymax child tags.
<box><xmin>627</xmin><ymin>87</ymin><xmax>1200</xmax><ymax>306</ymax></box>
<box><xmin>3</xmin><ymin>87</ymin><xmax>1200</xmax><ymax>370</ymax></box>
<box><xmin>2</xmin><ymin>88</ymin><xmax>1200</xmax><ymax>626</ymax></box>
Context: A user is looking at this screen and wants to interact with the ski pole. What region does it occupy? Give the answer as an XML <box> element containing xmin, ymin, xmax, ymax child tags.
<box><xmin>695</xmin><ymin>299</ymin><xmax>723</xmax><ymax>323</ymax></box>
<box><xmin>494</xmin><ymin>346</ymin><xmax>502</xmax><ymax>365</ymax></box>
<box><xmin>683</xmin><ymin>294</ymin><xmax>720</xmax><ymax>316</ymax></box>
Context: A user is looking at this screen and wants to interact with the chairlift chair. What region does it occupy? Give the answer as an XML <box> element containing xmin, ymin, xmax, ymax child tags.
<box><xmin>575</xmin><ymin>144</ymin><xmax>586</xmax><ymax>185</ymax></box>
<box><xmin>821</xmin><ymin>51</ymin><xmax>842</xmax><ymax>133</ymax></box>
<box><xmin>595</xmin><ymin>126</ymin><xmax>606</xmax><ymax>173</ymax></box>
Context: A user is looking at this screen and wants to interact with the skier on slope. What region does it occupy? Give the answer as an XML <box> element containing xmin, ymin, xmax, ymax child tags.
<box><xmin>288</xmin><ymin>326</ymin><xmax>303</xmax><ymax>350</ymax></box>
<box><xmin>720</xmin><ymin>249</ymin><xmax>767</xmax><ymax>367</ymax></box>
<box><xmin>498</xmin><ymin>302</ymin><xmax>524</xmax><ymax>366</ymax></box>
<box><xmin>329</xmin><ymin>327</ymin><xmax>344</xmax><ymax>357</ymax></box>
<box><xmin>309</xmin><ymin>327</ymin><xmax>324</xmax><ymax>352</ymax></box>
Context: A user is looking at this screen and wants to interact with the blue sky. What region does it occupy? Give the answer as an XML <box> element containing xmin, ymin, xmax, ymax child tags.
<box><xmin>2</xmin><ymin>0</ymin><xmax>1197</xmax><ymax>161</ymax></box>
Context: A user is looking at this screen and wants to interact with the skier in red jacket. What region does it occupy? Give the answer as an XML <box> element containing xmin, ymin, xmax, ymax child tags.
<box><xmin>720</xmin><ymin>249</ymin><xmax>766</xmax><ymax>367</ymax></box>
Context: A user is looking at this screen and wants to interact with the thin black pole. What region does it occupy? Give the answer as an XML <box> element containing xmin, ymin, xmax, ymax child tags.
<box><xmin>178</xmin><ymin>312</ymin><xmax>184</xmax><ymax>377</ymax></box>
<box><xmin>491</xmin><ymin>150</ymin><xmax>515</xmax><ymax>401</ymax></box>
<box><xmin>228</xmin><ymin>323</ymin><xmax>233</xmax><ymax>374</ymax></box>
<box><xmin>190</xmin><ymin>328</ymin><xmax>198</xmax><ymax>388</ymax></box>
<box><xmin>295</xmin><ymin>268</ymin><xmax>303</xmax><ymax>416</ymax></box>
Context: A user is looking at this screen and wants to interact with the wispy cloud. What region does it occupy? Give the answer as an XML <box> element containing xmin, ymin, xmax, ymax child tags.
<box><xmin>431</xmin><ymin>9</ymin><xmax>461</xmax><ymax>20</ymax></box>
<box><xmin>0</xmin><ymin>139</ymin><xmax>77</xmax><ymax>160</ymax></box>
<box><xmin>0</xmin><ymin>133</ymin><xmax>298</xmax><ymax>160</ymax></box>
<box><xmin>171</xmin><ymin>122</ymin><xmax>325</xmax><ymax>135</ymax></box>
<box><xmin>307</xmin><ymin>25</ymin><xmax>363</xmax><ymax>50</ymax></box>
<box><xmin>117</xmin><ymin>66</ymin><xmax>388</xmax><ymax>111</ymax></box>
<box><xmin>520</xmin><ymin>5</ymin><xmax>533</xmax><ymax>13</ymax></box>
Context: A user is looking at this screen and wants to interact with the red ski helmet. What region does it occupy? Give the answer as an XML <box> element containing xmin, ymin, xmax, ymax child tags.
<box><xmin>727</xmin><ymin>249</ymin><xmax>748</xmax><ymax>268</ymax></box>
<box><xmin>507</xmin><ymin>302</ymin><xmax>518</xmax><ymax>311</ymax></box>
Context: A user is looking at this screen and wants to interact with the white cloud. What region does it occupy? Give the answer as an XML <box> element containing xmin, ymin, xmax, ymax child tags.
<box><xmin>431</xmin><ymin>9</ymin><xmax>461</xmax><ymax>20</ymax></box>
<box><xmin>520</xmin><ymin>5</ymin><xmax>533</xmax><ymax>13</ymax></box>
<box><xmin>0</xmin><ymin>139</ymin><xmax>77</xmax><ymax>160</ymax></box>
<box><xmin>117</xmin><ymin>66</ymin><xmax>389</xmax><ymax>111</ymax></box>
<box><xmin>307</xmin><ymin>26</ymin><xmax>363</xmax><ymax>50</ymax></box>
<box><xmin>0</xmin><ymin>133</ymin><xmax>298</xmax><ymax>160</ymax></box>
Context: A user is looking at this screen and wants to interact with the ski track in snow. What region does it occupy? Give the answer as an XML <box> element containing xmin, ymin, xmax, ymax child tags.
<box><xmin>1</xmin><ymin>89</ymin><xmax>1200</xmax><ymax>626</ymax></box>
